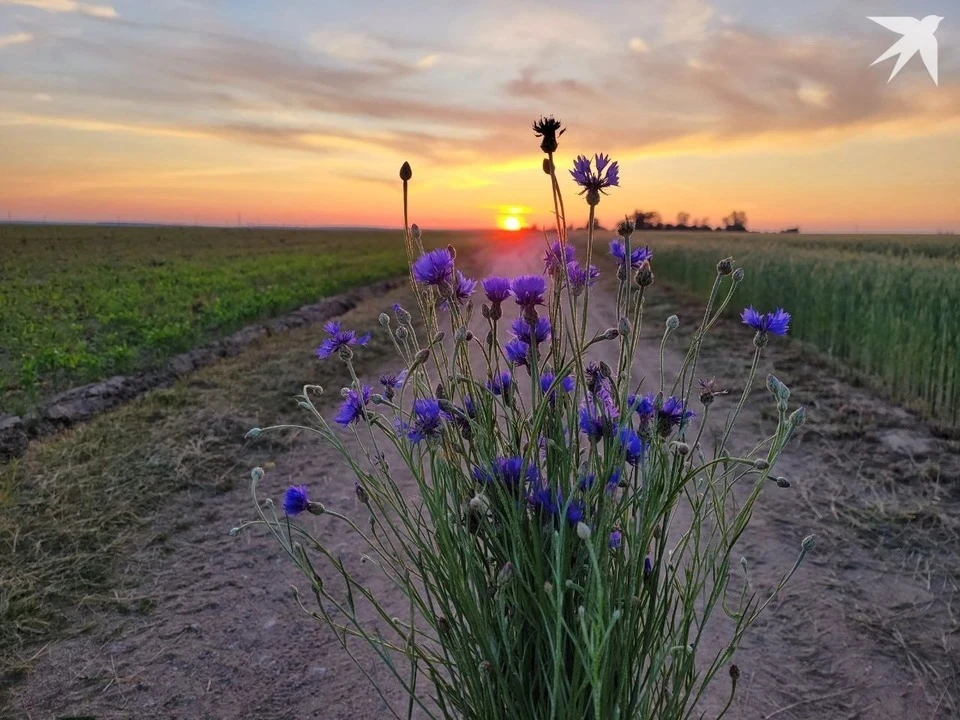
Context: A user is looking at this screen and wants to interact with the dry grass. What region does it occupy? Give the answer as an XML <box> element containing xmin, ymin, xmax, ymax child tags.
<box><xmin>0</xmin><ymin>286</ymin><xmax>417</xmax><ymax>706</ymax></box>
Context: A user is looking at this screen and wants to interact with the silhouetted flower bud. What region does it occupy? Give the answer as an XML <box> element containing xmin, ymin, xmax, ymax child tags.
<box><xmin>774</xmin><ymin>476</ymin><xmax>791</xmax><ymax>488</ymax></box>
<box><xmin>532</xmin><ymin>115</ymin><xmax>565</xmax><ymax>154</ymax></box>
<box><xmin>411</xmin><ymin>223</ymin><xmax>422</xmax><ymax>242</ymax></box>
<box><xmin>396</xmin><ymin>326</ymin><xmax>408</xmax><ymax>340</ymax></box>
<box><xmin>355</xmin><ymin>483</ymin><xmax>369</xmax><ymax>505</ymax></box>
<box><xmin>603</xmin><ymin>327</ymin><xmax>620</xmax><ymax>341</ymax></box>
<box><xmin>637</xmin><ymin>265</ymin><xmax>654</xmax><ymax>287</ymax></box>
<box><xmin>447</xmin><ymin>244</ymin><xmax>457</xmax><ymax>259</ymax></box>
<box><xmin>732</xmin><ymin>267</ymin><xmax>745</xmax><ymax>283</ymax></box>
<box><xmin>431</xmin><ymin>331</ymin><xmax>445</xmax><ymax>345</ymax></box>
<box><xmin>399</xmin><ymin>161</ymin><xmax>412</xmax><ymax>181</ymax></box>
<box><xmin>801</xmin><ymin>535</ymin><xmax>816</xmax><ymax>552</ymax></box>
<box><xmin>481</xmin><ymin>304</ymin><xmax>490</xmax><ymax>320</ymax></box>
<box><xmin>717</xmin><ymin>257</ymin><xmax>734</xmax><ymax>276</ymax></box>
<box><xmin>542</xmin><ymin>158</ymin><xmax>553</xmax><ymax>175</ymax></box>
<box><xmin>729</xmin><ymin>664</ymin><xmax>741</xmax><ymax>681</ymax></box>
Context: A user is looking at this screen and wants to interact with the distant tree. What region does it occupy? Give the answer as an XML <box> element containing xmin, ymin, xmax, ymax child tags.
<box><xmin>676</xmin><ymin>212</ymin><xmax>690</xmax><ymax>228</ymax></box>
<box><xmin>722</xmin><ymin>210</ymin><xmax>748</xmax><ymax>232</ymax></box>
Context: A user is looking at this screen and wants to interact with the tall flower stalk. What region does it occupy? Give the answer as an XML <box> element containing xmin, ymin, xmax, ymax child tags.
<box><xmin>236</xmin><ymin>120</ymin><xmax>811</xmax><ymax>720</ymax></box>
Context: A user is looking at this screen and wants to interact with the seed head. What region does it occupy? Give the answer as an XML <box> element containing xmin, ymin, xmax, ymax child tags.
<box><xmin>399</xmin><ymin>161</ymin><xmax>412</xmax><ymax>182</ymax></box>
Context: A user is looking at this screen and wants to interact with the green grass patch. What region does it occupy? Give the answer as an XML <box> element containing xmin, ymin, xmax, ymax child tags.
<box><xmin>0</xmin><ymin>225</ymin><xmax>458</xmax><ymax>414</ymax></box>
<box><xmin>643</xmin><ymin>232</ymin><xmax>960</xmax><ymax>425</ymax></box>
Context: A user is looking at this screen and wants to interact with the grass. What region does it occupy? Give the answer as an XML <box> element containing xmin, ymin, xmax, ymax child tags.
<box><xmin>0</xmin><ymin>225</ymin><xmax>458</xmax><ymax>415</ymax></box>
<box><xmin>0</xmin><ymin>286</ymin><xmax>422</xmax><ymax>706</ymax></box>
<box><xmin>643</xmin><ymin>232</ymin><xmax>960</xmax><ymax>426</ymax></box>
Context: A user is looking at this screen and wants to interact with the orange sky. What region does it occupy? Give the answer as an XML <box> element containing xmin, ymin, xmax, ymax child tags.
<box><xmin>1</xmin><ymin>0</ymin><xmax>959</xmax><ymax>232</ymax></box>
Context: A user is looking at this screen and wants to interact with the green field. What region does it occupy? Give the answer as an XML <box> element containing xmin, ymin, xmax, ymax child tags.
<box><xmin>647</xmin><ymin>232</ymin><xmax>960</xmax><ymax>425</ymax></box>
<box><xmin>0</xmin><ymin>225</ymin><xmax>457</xmax><ymax>414</ymax></box>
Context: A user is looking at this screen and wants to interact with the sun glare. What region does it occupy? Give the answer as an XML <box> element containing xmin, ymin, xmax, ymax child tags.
<box><xmin>501</xmin><ymin>215</ymin><xmax>522</xmax><ymax>231</ymax></box>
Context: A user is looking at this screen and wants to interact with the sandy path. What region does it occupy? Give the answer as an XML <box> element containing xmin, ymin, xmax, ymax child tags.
<box><xmin>11</xmin><ymin>233</ymin><xmax>957</xmax><ymax>719</ymax></box>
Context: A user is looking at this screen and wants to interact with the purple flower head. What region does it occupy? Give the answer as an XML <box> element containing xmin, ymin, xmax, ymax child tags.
<box><xmin>540</xmin><ymin>371</ymin><xmax>574</xmax><ymax>402</ymax></box>
<box><xmin>510</xmin><ymin>275</ymin><xmax>546</xmax><ymax>310</ymax></box>
<box><xmin>529</xmin><ymin>485</ymin><xmax>559</xmax><ymax>515</ymax></box>
<box><xmin>569</xmin><ymin>153</ymin><xmax>620</xmax><ymax>198</ymax></box>
<box><xmin>379</xmin><ymin>370</ymin><xmax>406</xmax><ymax>390</ymax></box>
<box><xmin>316</xmin><ymin>320</ymin><xmax>371</xmax><ymax>359</ymax></box>
<box><xmin>628</xmin><ymin>392</ymin><xmax>655</xmax><ymax>421</ymax></box>
<box><xmin>511</xmin><ymin>316</ymin><xmax>551</xmax><ymax>346</ymax></box>
<box><xmin>660</xmin><ymin>396</ymin><xmax>694</xmax><ymax>429</ymax></box>
<box><xmin>475</xmin><ymin>456</ymin><xmax>539</xmax><ymax>489</ymax></box>
<box><xmin>609</xmin><ymin>528</ymin><xmax>623</xmax><ymax>550</ymax></box>
<box><xmin>609</xmin><ymin>240</ymin><xmax>653</xmax><ymax>270</ymax></box>
<box><xmin>452</xmin><ymin>271</ymin><xmax>477</xmax><ymax>304</ymax></box>
<box><xmin>741</xmin><ymin>306</ymin><xmax>791</xmax><ymax>336</ymax></box>
<box><xmin>378</xmin><ymin>370</ymin><xmax>407</xmax><ymax>400</ymax></box>
<box><xmin>617</xmin><ymin>426</ymin><xmax>646</xmax><ymax>466</ymax></box>
<box><xmin>487</xmin><ymin>371</ymin><xmax>513</xmax><ymax>398</ymax></box>
<box><xmin>283</xmin><ymin>485</ymin><xmax>309</xmax><ymax>516</ymax></box>
<box><xmin>543</xmin><ymin>240</ymin><xmax>576</xmax><ymax>275</ymax></box>
<box><xmin>579</xmin><ymin>471</ymin><xmax>619</xmax><ymax>493</ymax></box>
<box><xmin>405</xmin><ymin>398</ymin><xmax>446</xmax><ymax>444</ymax></box>
<box><xmin>565</xmin><ymin>500</ymin><xmax>585</xmax><ymax>526</ymax></box>
<box><xmin>334</xmin><ymin>386</ymin><xmax>371</xmax><ymax>426</ymax></box>
<box><xmin>482</xmin><ymin>276</ymin><xmax>511</xmax><ymax>305</ymax></box>
<box><xmin>412</xmin><ymin>248</ymin><xmax>455</xmax><ymax>286</ymax></box>
<box><xmin>644</xmin><ymin>556</ymin><xmax>654</xmax><ymax>579</ymax></box>
<box><xmin>566</xmin><ymin>261</ymin><xmax>599</xmax><ymax>296</ymax></box>
<box><xmin>505</xmin><ymin>338</ymin><xmax>530</xmax><ymax>367</ymax></box>
<box><xmin>579</xmin><ymin>405</ymin><xmax>606</xmax><ymax>442</ymax></box>
<box><xmin>464</xmin><ymin>396</ymin><xmax>476</xmax><ymax>418</ymax></box>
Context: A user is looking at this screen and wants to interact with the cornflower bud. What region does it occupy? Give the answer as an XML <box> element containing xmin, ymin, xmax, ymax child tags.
<box><xmin>603</xmin><ymin>327</ymin><xmax>620</xmax><ymax>341</ymax></box>
<box><xmin>666</xmin><ymin>315</ymin><xmax>680</xmax><ymax>330</ymax></box>
<box><xmin>617</xmin><ymin>218</ymin><xmax>634</xmax><ymax>237</ymax></box>
<box><xmin>637</xmin><ymin>265</ymin><xmax>654</xmax><ymax>287</ymax></box>
<box><xmin>754</xmin><ymin>458</ymin><xmax>770</xmax><ymax>470</ymax></box>
<box><xmin>716</xmin><ymin>257</ymin><xmax>734</xmax><ymax>276</ymax></box>
<box><xmin>732</xmin><ymin>267</ymin><xmax>745</xmax><ymax>283</ymax></box>
<box><xmin>618</xmin><ymin>317</ymin><xmax>631</xmax><ymax>336</ymax></box>
<box><xmin>355</xmin><ymin>483</ymin><xmax>369</xmax><ymax>505</ymax></box>
<box><xmin>399</xmin><ymin>161</ymin><xmax>412</xmax><ymax>181</ymax></box>
<box><xmin>788</xmin><ymin>406</ymin><xmax>807</xmax><ymax>429</ymax></box>
<box><xmin>378</xmin><ymin>313</ymin><xmax>390</xmax><ymax>326</ymax></box>
<box><xmin>411</xmin><ymin>224</ymin><xmax>421</xmax><ymax>242</ymax></box>
<box><xmin>801</xmin><ymin>535</ymin><xmax>816</xmax><ymax>552</ymax></box>
<box><xmin>576</xmin><ymin>522</ymin><xmax>592</xmax><ymax>540</ymax></box>
<box><xmin>396</xmin><ymin>326</ymin><xmax>408</xmax><ymax>340</ymax></box>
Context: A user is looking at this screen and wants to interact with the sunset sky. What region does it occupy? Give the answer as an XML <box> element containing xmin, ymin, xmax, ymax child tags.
<box><xmin>1</xmin><ymin>0</ymin><xmax>958</xmax><ymax>232</ymax></box>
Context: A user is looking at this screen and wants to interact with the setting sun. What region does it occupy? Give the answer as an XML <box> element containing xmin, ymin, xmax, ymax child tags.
<box><xmin>501</xmin><ymin>215</ymin><xmax>522</xmax><ymax>231</ymax></box>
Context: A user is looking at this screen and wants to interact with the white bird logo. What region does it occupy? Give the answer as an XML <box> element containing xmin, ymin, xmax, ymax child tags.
<box><xmin>868</xmin><ymin>15</ymin><xmax>943</xmax><ymax>86</ymax></box>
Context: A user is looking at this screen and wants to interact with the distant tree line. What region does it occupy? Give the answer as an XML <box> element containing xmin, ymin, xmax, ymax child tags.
<box><xmin>533</xmin><ymin>209</ymin><xmax>754</xmax><ymax>234</ymax></box>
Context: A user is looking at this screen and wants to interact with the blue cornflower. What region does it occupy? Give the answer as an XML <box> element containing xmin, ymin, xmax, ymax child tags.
<box><xmin>617</xmin><ymin>426</ymin><xmax>645</xmax><ymax>466</ymax></box>
<box><xmin>543</xmin><ymin>240</ymin><xmax>575</xmax><ymax>275</ymax></box>
<box><xmin>644</xmin><ymin>556</ymin><xmax>654</xmax><ymax>579</ymax></box>
<box><xmin>283</xmin><ymin>485</ymin><xmax>309</xmax><ymax>516</ymax></box>
<box><xmin>579</xmin><ymin>405</ymin><xmax>606</xmax><ymax>441</ymax></box>
<box><xmin>565</xmin><ymin>500</ymin><xmax>585</xmax><ymax>526</ymax></box>
<box><xmin>609</xmin><ymin>528</ymin><xmax>623</xmax><ymax>550</ymax></box>
<box><xmin>569</xmin><ymin>154</ymin><xmax>620</xmax><ymax>201</ymax></box>
<box><xmin>628</xmin><ymin>392</ymin><xmax>655</xmax><ymax>421</ymax></box>
<box><xmin>404</xmin><ymin>398</ymin><xmax>446</xmax><ymax>444</ymax></box>
<box><xmin>741</xmin><ymin>306</ymin><xmax>791</xmax><ymax>336</ymax></box>
<box><xmin>566</xmin><ymin>261</ymin><xmax>599</xmax><ymax>297</ymax></box>
<box><xmin>510</xmin><ymin>275</ymin><xmax>546</xmax><ymax>310</ymax></box>
<box><xmin>529</xmin><ymin>485</ymin><xmax>559</xmax><ymax>515</ymax></box>
<box><xmin>505</xmin><ymin>338</ymin><xmax>530</xmax><ymax>367</ymax></box>
<box><xmin>412</xmin><ymin>248</ymin><xmax>455</xmax><ymax>286</ymax></box>
<box><xmin>540</xmin><ymin>371</ymin><xmax>574</xmax><ymax>402</ymax></box>
<box><xmin>474</xmin><ymin>456</ymin><xmax>539</xmax><ymax>489</ymax></box>
<box><xmin>482</xmin><ymin>276</ymin><xmax>512</xmax><ymax>305</ymax></box>
<box><xmin>660</xmin><ymin>396</ymin><xmax>694</xmax><ymax>429</ymax></box>
<box><xmin>452</xmin><ymin>271</ymin><xmax>477</xmax><ymax>304</ymax></box>
<box><xmin>378</xmin><ymin>370</ymin><xmax>406</xmax><ymax>400</ymax></box>
<box><xmin>510</xmin><ymin>316</ymin><xmax>551</xmax><ymax>346</ymax></box>
<box><xmin>609</xmin><ymin>239</ymin><xmax>653</xmax><ymax>269</ymax></box>
<box><xmin>334</xmin><ymin>386</ymin><xmax>371</xmax><ymax>426</ymax></box>
<box><xmin>487</xmin><ymin>371</ymin><xmax>513</xmax><ymax>398</ymax></box>
<box><xmin>316</xmin><ymin>320</ymin><xmax>371</xmax><ymax>359</ymax></box>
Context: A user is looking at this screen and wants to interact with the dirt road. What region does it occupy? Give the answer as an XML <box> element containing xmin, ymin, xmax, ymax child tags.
<box><xmin>11</xmin><ymin>233</ymin><xmax>958</xmax><ymax>719</ymax></box>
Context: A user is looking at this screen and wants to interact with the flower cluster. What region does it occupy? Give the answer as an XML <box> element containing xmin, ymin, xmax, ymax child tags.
<box><xmin>247</xmin><ymin>119</ymin><xmax>805</xmax><ymax>720</ymax></box>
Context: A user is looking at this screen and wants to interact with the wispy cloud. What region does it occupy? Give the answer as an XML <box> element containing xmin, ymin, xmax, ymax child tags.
<box><xmin>0</xmin><ymin>31</ymin><xmax>33</xmax><ymax>47</ymax></box>
<box><xmin>0</xmin><ymin>0</ymin><xmax>117</xmax><ymax>18</ymax></box>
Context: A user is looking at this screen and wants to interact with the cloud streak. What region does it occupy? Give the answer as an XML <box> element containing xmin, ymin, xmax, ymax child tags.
<box><xmin>0</xmin><ymin>0</ymin><xmax>117</xmax><ymax>17</ymax></box>
<box><xmin>0</xmin><ymin>31</ymin><xmax>33</xmax><ymax>47</ymax></box>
